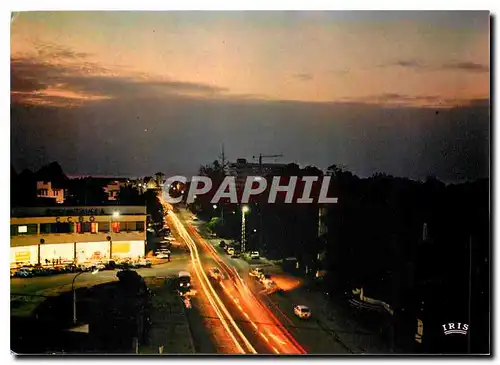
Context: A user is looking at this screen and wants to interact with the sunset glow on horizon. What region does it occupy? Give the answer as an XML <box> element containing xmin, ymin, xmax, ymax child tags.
<box><xmin>11</xmin><ymin>11</ymin><xmax>489</xmax><ymax>108</ymax></box>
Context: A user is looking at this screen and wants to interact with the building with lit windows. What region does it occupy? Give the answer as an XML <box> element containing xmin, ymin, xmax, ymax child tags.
<box><xmin>10</xmin><ymin>206</ymin><xmax>146</xmax><ymax>267</ymax></box>
<box><xmin>36</xmin><ymin>181</ymin><xmax>66</xmax><ymax>204</ymax></box>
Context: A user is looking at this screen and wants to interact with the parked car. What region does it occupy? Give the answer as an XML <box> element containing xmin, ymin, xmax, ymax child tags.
<box><xmin>208</xmin><ymin>267</ymin><xmax>222</xmax><ymax>281</ymax></box>
<box><xmin>15</xmin><ymin>267</ymin><xmax>33</xmax><ymax>278</ymax></box>
<box><xmin>293</xmin><ymin>305</ymin><xmax>311</xmax><ymax>319</ymax></box>
<box><xmin>259</xmin><ymin>273</ymin><xmax>272</xmax><ymax>285</ymax></box>
<box><xmin>155</xmin><ymin>252</ymin><xmax>170</xmax><ymax>259</ymax></box>
<box><xmin>250</xmin><ymin>251</ymin><xmax>260</xmax><ymax>260</ymax></box>
<box><xmin>105</xmin><ymin>260</ymin><xmax>117</xmax><ymax>270</ymax></box>
<box><xmin>249</xmin><ymin>267</ymin><xmax>264</xmax><ymax>277</ymax></box>
<box><xmin>264</xmin><ymin>280</ymin><xmax>277</xmax><ymax>290</ymax></box>
<box><xmin>94</xmin><ymin>262</ymin><xmax>106</xmax><ymax>270</ymax></box>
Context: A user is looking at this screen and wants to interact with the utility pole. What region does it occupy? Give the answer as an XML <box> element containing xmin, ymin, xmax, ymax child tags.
<box><xmin>218</xmin><ymin>144</ymin><xmax>227</xmax><ymax>226</ymax></box>
<box><xmin>253</xmin><ymin>153</ymin><xmax>283</xmax><ymax>254</ymax></box>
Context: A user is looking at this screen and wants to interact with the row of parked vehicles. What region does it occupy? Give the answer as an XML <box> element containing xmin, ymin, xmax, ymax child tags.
<box><xmin>249</xmin><ymin>266</ymin><xmax>311</xmax><ymax>319</ymax></box>
<box><xmin>11</xmin><ymin>258</ymin><xmax>154</xmax><ymax>278</ymax></box>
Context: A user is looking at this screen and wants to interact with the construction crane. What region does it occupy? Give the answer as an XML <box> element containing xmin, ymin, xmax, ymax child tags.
<box><xmin>253</xmin><ymin>153</ymin><xmax>284</xmax><ymax>171</ymax></box>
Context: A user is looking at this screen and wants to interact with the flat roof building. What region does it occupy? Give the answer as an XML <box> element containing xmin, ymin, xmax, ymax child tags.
<box><xmin>10</xmin><ymin>205</ymin><xmax>147</xmax><ymax>267</ymax></box>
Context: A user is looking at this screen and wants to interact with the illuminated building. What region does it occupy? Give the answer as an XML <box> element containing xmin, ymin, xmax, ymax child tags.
<box><xmin>10</xmin><ymin>206</ymin><xmax>146</xmax><ymax>266</ymax></box>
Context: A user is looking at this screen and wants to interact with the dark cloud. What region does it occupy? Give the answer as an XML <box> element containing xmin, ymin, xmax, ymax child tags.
<box><xmin>10</xmin><ymin>56</ymin><xmax>229</xmax><ymax>104</ymax></box>
<box><xmin>33</xmin><ymin>40</ymin><xmax>93</xmax><ymax>60</ymax></box>
<box><xmin>339</xmin><ymin>93</ymin><xmax>475</xmax><ymax>107</ymax></box>
<box><xmin>381</xmin><ymin>59</ymin><xmax>489</xmax><ymax>73</ymax></box>
<box><xmin>293</xmin><ymin>73</ymin><xmax>313</xmax><ymax>81</ymax></box>
<box><xmin>440</xmin><ymin>61</ymin><xmax>489</xmax><ymax>73</ymax></box>
<box><xmin>384</xmin><ymin>59</ymin><xmax>427</xmax><ymax>69</ymax></box>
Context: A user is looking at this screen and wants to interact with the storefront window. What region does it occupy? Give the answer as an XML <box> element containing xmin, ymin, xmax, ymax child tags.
<box><xmin>112</xmin><ymin>221</ymin><xmax>120</xmax><ymax>233</ymax></box>
<box><xmin>11</xmin><ymin>224</ymin><xmax>38</xmax><ymax>236</ymax></box>
<box><xmin>99</xmin><ymin>222</ymin><xmax>110</xmax><ymax>233</ymax></box>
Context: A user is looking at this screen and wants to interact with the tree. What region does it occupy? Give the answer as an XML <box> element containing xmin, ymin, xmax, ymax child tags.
<box><xmin>118</xmin><ymin>185</ymin><xmax>143</xmax><ymax>205</ymax></box>
<box><xmin>154</xmin><ymin>172</ymin><xmax>165</xmax><ymax>187</ymax></box>
<box><xmin>66</xmin><ymin>178</ymin><xmax>107</xmax><ymax>205</ymax></box>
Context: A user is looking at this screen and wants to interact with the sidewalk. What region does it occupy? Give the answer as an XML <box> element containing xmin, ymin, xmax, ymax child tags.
<box><xmin>141</xmin><ymin>277</ymin><xmax>195</xmax><ymax>354</ymax></box>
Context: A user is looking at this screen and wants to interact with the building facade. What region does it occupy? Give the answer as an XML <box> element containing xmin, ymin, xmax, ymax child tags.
<box><xmin>36</xmin><ymin>181</ymin><xmax>66</xmax><ymax>204</ymax></box>
<box><xmin>103</xmin><ymin>180</ymin><xmax>127</xmax><ymax>201</ymax></box>
<box><xmin>11</xmin><ymin>206</ymin><xmax>147</xmax><ymax>267</ymax></box>
<box><xmin>228</xmin><ymin>158</ymin><xmax>287</xmax><ymax>192</ymax></box>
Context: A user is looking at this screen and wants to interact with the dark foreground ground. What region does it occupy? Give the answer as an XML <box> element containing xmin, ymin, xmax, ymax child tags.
<box><xmin>12</xmin><ymin>270</ymin><xmax>158</xmax><ymax>355</ymax></box>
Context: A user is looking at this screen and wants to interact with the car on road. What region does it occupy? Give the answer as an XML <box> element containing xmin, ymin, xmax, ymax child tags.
<box><xmin>226</xmin><ymin>247</ymin><xmax>235</xmax><ymax>255</ymax></box>
<box><xmin>231</xmin><ymin>252</ymin><xmax>241</xmax><ymax>259</ymax></box>
<box><xmin>250</xmin><ymin>251</ymin><xmax>260</xmax><ymax>260</ymax></box>
<box><xmin>249</xmin><ymin>267</ymin><xmax>264</xmax><ymax>278</ymax></box>
<box><xmin>219</xmin><ymin>241</ymin><xmax>226</xmax><ymax>249</ymax></box>
<box><xmin>208</xmin><ymin>267</ymin><xmax>222</xmax><ymax>281</ymax></box>
<box><xmin>294</xmin><ymin>305</ymin><xmax>311</xmax><ymax>319</ymax></box>
<box><xmin>178</xmin><ymin>271</ymin><xmax>192</xmax><ymax>292</ymax></box>
<box><xmin>191</xmin><ymin>215</ymin><xmax>198</xmax><ymax>221</ymax></box>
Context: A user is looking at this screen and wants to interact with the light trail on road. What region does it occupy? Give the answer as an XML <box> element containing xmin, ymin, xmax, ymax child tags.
<box><xmin>168</xmin><ymin>210</ymin><xmax>257</xmax><ymax>354</ymax></box>
<box><xmin>184</xmin><ymin>216</ymin><xmax>307</xmax><ymax>355</ymax></box>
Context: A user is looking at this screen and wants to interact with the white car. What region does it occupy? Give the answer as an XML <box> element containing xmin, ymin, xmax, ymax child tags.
<box><xmin>208</xmin><ymin>267</ymin><xmax>222</xmax><ymax>281</ymax></box>
<box><xmin>250</xmin><ymin>251</ymin><xmax>260</xmax><ymax>259</ymax></box>
<box><xmin>192</xmin><ymin>216</ymin><xmax>198</xmax><ymax>221</ymax></box>
<box><xmin>294</xmin><ymin>305</ymin><xmax>311</xmax><ymax>319</ymax></box>
<box><xmin>249</xmin><ymin>267</ymin><xmax>263</xmax><ymax>277</ymax></box>
<box><xmin>94</xmin><ymin>262</ymin><xmax>106</xmax><ymax>270</ymax></box>
<box><xmin>155</xmin><ymin>252</ymin><xmax>170</xmax><ymax>259</ymax></box>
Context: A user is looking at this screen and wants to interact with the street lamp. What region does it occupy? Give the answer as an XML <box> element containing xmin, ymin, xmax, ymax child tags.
<box><xmin>72</xmin><ymin>268</ymin><xmax>99</xmax><ymax>324</ymax></box>
<box><xmin>241</xmin><ymin>205</ymin><xmax>249</xmax><ymax>253</ymax></box>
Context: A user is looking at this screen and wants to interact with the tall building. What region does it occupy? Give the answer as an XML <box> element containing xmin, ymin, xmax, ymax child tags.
<box><xmin>228</xmin><ymin>158</ymin><xmax>287</xmax><ymax>192</ymax></box>
<box><xmin>10</xmin><ymin>205</ymin><xmax>147</xmax><ymax>266</ymax></box>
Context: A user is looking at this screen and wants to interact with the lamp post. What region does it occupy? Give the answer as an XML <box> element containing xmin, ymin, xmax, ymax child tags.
<box><xmin>241</xmin><ymin>205</ymin><xmax>249</xmax><ymax>253</ymax></box>
<box><xmin>213</xmin><ymin>204</ymin><xmax>224</xmax><ymax>226</ymax></box>
<box><xmin>72</xmin><ymin>269</ymin><xmax>98</xmax><ymax>324</ymax></box>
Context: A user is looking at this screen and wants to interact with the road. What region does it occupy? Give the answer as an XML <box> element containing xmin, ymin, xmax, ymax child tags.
<box><xmin>175</xmin><ymin>207</ymin><xmax>355</xmax><ymax>354</ymax></box>
<box><xmin>167</xmin><ymin>207</ymin><xmax>307</xmax><ymax>355</ymax></box>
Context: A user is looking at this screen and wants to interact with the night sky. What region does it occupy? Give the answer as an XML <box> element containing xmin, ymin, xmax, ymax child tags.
<box><xmin>10</xmin><ymin>11</ymin><xmax>490</xmax><ymax>182</ymax></box>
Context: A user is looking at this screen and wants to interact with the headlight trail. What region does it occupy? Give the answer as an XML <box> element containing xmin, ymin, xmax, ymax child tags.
<box><xmin>185</xmin><ymin>218</ymin><xmax>307</xmax><ymax>355</ymax></box>
<box><xmin>168</xmin><ymin>211</ymin><xmax>257</xmax><ymax>354</ymax></box>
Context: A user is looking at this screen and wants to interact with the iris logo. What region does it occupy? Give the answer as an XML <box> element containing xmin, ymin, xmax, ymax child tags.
<box><xmin>442</xmin><ymin>322</ymin><xmax>469</xmax><ymax>336</ymax></box>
